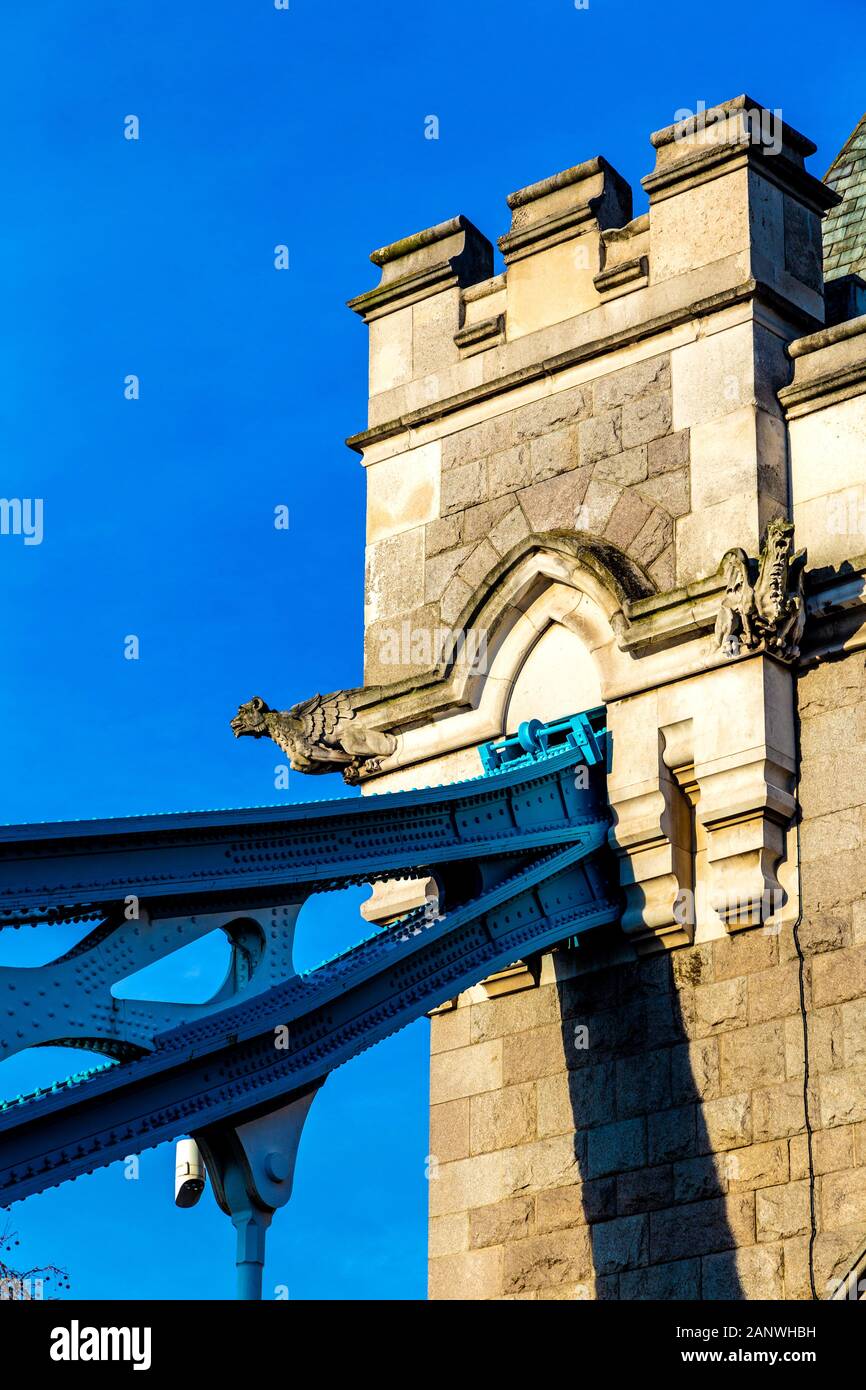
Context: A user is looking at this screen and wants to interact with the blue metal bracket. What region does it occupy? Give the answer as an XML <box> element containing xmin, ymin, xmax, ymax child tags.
<box><xmin>478</xmin><ymin>706</ymin><xmax>608</xmax><ymax>775</ymax></box>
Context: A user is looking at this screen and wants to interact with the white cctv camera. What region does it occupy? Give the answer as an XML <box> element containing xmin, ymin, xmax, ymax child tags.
<box><xmin>174</xmin><ymin>1138</ymin><xmax>207</xmax><ymax>1208</ymax></box>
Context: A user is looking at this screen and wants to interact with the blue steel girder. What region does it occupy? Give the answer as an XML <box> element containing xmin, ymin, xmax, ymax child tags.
<box><xmin>0</xmin><ymin>739</ymin><xmax>602</xmax><ymax>928</ymax></box>
<box><xmin>0</xmin><ymin>714</ymin><xmax>617</xmax><ymax>1207</ymax></box>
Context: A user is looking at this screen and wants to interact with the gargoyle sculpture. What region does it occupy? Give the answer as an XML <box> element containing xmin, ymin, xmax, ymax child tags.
<box><xmin>230</xmin><ymin>693</ymin><xmax>397</xmax><ymax>784</ymax></box>
<box><xmin>714</xmin><ymin>517</ymin><xmax>807</xmax><ymax>661</ymax></box>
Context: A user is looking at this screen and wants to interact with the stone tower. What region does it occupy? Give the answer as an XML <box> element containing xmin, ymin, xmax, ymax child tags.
<box><xmin>346</xmin><ymin>97</ymin><xmax>866</xmax><ymax>1301</ymax></box>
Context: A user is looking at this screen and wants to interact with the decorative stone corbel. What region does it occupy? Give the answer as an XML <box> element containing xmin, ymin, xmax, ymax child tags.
<box><xmin>695</xmin><ymin>659</ymin><xmax>797</xmax><ymax>932</ymax></box>
<box><xmin>607</xmin><ymin>712</ymin><xmax>695</xmax><ymax>954</ymax></box>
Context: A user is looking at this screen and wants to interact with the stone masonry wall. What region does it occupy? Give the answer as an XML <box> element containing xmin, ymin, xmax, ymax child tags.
<box><xmin>364</xmin><ymin>350</ymin><xmax>688</xmax><ymax>685</ymax></box>
<box><xmin>428</xmin><ymin>653</ymin><xmax>866</xmax><ymax>1300</ymax></box>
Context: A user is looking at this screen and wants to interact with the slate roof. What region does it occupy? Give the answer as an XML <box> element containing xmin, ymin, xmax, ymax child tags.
<box><xmin>823</xmin><ymin>114</ymin><xmax>866</xmax><ymax>282</ymax></box>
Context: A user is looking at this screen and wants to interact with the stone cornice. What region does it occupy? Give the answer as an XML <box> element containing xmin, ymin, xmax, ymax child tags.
<box><xmin>614</xmin><ymin>556</ymin><xmax>866</xmax><ymax>662</ymax></box>
<box><xmin>644</xmin><ymin>94</ymin><xmax>836</xmax><ymax>215</ymax></box>
<box><xmin>347</xmin><ymin>215</ymin><xmax>493</xmax><ymax>322</ymax></box>
<box><xmin>780</xmin><ymin>313</ymin><xmax>866</xmax><ymax>418</ymax></box>
<box><xmin>347</xmin><ymin>277</ymin><xmax>819</xmax><ymax>453</ymax></box>
<box><xmin>498</xmin><ymin>156</ymin><xmax>632</xmax><ymax>265</ymax></box>
<box><xmin>643</xmin><ymin>142</ymin><xmax>836</xmax><ymax>215</ymax></box>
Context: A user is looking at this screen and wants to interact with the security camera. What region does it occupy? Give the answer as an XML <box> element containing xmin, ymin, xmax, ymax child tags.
<box><xmin>174</xmin><ymin>1138</ymin><xmax>206</xmax><ymax>1208</ymax></box>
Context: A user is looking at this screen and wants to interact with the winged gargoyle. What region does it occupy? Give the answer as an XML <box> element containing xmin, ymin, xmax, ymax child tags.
<box><xmin>714</xmin><ymin>517</ymin><xmax>807</xmax><ymax>661</ymax></box>
<box><xmin>230</xmin><ymin>692</ymin><xmax>397</xmax><ymax>784</ymax></box>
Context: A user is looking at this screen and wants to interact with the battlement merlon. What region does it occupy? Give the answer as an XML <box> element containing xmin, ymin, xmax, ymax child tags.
<box><xmin>346</xmin><ymin>96</ymin><xmax>839</xmax><ymax>433</ymax></box>
<box><xmin>347</xmin><ymin>216</ymin><xmax>494</xmax><ymax>398</ymax></box>
<box><xmin>644</xmin><ymin>94</ymin><xmax>838</xmax><ymax>316</ymax></box>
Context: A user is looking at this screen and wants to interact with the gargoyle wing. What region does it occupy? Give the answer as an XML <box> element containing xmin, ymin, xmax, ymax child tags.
<box><xmin>288</xmin><ymin>690</ymin><xmax>356</xmax><ymax>744</ymax></box>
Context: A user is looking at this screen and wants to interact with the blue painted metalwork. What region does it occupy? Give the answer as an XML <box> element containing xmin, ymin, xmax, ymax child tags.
<box><xmin>478</xmin><ymin>706</ymin><xmax>607</xmax><ymax>774</ymax></box>
<box><xmin>0</xmin><ymin>715</ymin><xmax>617</xmax><ymax>1221</ymax></box>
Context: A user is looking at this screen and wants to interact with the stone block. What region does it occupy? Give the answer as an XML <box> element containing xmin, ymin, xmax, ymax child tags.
<box><xmin>752</xmin><ymin>1080</ymin><xmax>808</xmax><ymax>1142</ymax></box>
<box><xmin>429</xmin><ymin>1150</ymin><xmax>509</xmax><ymax>1217</ymax></box>
<box><xmin>789</xmin><ymin>1126</ymin><xmax>853</xmax><ymax>1180</ymax></box>
<box><xmin>670</xmin><ymin>1038</ymin><xmax>721</xmax><ymax>1104</ymax></box>
<box><xmin>842</xmin><ymin>997</ymin><xmax>866</xmax><ymax>1067</ymax></box>
<box><xmin>647</xmin><ymin>427</ymin><xmax>689</xmax><ymax>476</ymax></box>
<box><xmin>618</xmin><ymin>1164</ymin><xmax>675</xmax><ymax>1214</ymax></box>
<box><xmin>469</xmin><ymin>1196</ymin><xmax>534</xmax><ymax>1249</ymax></box>
<box><xmin>636</xmin><ymin>467</ymin><xmax>690</xmax><ymax>517</ymax></box>
<box><xmin>442</xmin><ymin>411</ymin><xmax>512</xmax><ymax>468</ymax></box>
<box><xmin>798</xmin><ymin>1004</ymin><xmax>842</xmax><ymax>1075</ymax></box>
<box><xmin>702</xmin><ymin>1241</ymin><xmax>784</xmax><ymax>1299</ymax></box>
<box><xmin>502</xmin><ymin>1225</ymin><xmax>594</xmax><ymax>1295</ymax></box>
<box><xmin>674</xmin><ymin>1154</ymin><xmax>727</xmax><ymax>1204</ymax></box>
<box><xmin>428</xmin><ymin>1245</ymin><xmax>503</xmax><ymax>1300</ymax></box>
<box><xmin>460</xmin><ymin>496</ymin><xmax>514</xmax><ymax>545</ymax></box>
<box><xmin>529</xmin><ymin>424</ymin><xmax>580</xmax><ymax>481</ymax></box>
<box><xmin>621</xmin><ymin>391</ymin><xmax>672</xmax><ymax>448</ymax></box>
<box><xmin>594</xmin><ymin>444</ymin><xmax>648</xmax><ymax>487</ymax></box>
<box><xmin>821</xmin><ymin>1166</ymin><xmax>866</xmax><ymax>1231</ymax></box>
<box><xmin>429</xmin><ymin>1212</ymin><xmax>469</xmax><ymax>1258</ymax></box>
<box><xmin>456</xmin><ymin>537</ymin><xmax>499</xmax><ymax>590</ymax></box>
<box><xmin>488</xmin><ymin>443</ymin><xmax>532</xmax><ymax>498</ymax></box>
<box><xmin>505</xmin><ymin>1133</ymin><xmax>582</xmax><ymax>1194</ymax></box>
<box><xmin>615</xmin><ymin>1050</ymin><xmax>671</xmax><ymax>1118</ymax></box>
<box><xmin>429</xmin><ymin>1039</ymin><xmax>502</xmax><ymax>1105</ymax></box>
<box><xmin>470</xmin><ymin>1083</ymin><xmax>536</xmax><ymax>1154</ymax></box>
<box><xmin>439</xmin><ymin>574</ymin><xmax>473</xmax><ymax>626</ymax></box>
<box><xmin>511</xmin><ymin>384</ymin><xmax>592</xmax><ymax>442</ymax></box>
<box><xmin>369</xmin><ymin>304</ymin><xmax>412</xmax><ymax>394</ymax></box>
<box><xmin>579</xmin><ymin>410</ymin><xmax>622</xmax><ymax>467</ymax></box>
<box><xmin>592</xmin><ymin>355</ymin><xmax>671</xmax><ymax>411</ymax></box>
<box><xmin>537</xmin><ymin>1063</ymin><xmax>616</xmax><ymax>1136</ymax></box>
<box><xmin>811</xmin><ymin>945</ymin><xmax>866</xmax><ymax>1008</ymax></box>
<box><xmin>430</xmin><ymin>1005</ymin><xmax>471</xmax><ymax>1054</ymax></box>
<box><xmin>534</xmin><ymin>1184</ymin><xmax>585</xmax><ymax>1233</ymax></box>
<box><xmin>424</xmin><ymin>545</ymin><xmax>475</xmax><ymax>605</ymax></box>
<box><xmin>631</xmin><ymin>508</ymin><xmax>673</xmax><ymax>568</ymax></box>
<box><xmin>502</xmin><ymin>1025</ymin><xmax>566</xmax><ymax>1085</ymax></box>
<box><xmin>693</xmin><ymin>976</ymin><xmax>748</xmax><ymax>1036</ymax></box>
<box><xmin>725</xmin><ymin>1140</ymin><xmax>789</xmax><ymax>1192</ymax></box>
<box><xmin>580</xmin><ymin>476</ymin><xmax>621</xmax><ymax>532</ymax></box>
<box><xmin>671</xmin><ymin>322</ymin><xmax>756</xmax><ymax>432</ymax></box>
<box><xmin>424</xmin><ymin>513</ymin><xmax>462</xmax><ymax>557</ymax></box>
<box><xmin>620</xmin><ymin>1257</ymin><xmax>700</xmax><ymax>1301</ymax></box>
<box><xmin>586</xmin><ymin>1117</ymin><xmax>647</xmax><ymax>1177</ymax></box>
<box><xmin>700</xmin><ymin>1092</ymin><xmax>752</xmax><ymax>1153</ymax></box>
<box><xmin>518</xmin><ymin>467</ymin><xmax>592</xmax><ymax>532</ymax></box>
<box><xmin>366</xmin><ymin>440</ymin><xmax>441</xmax><ymax>543</ymax></box>
<box><xmin>604</xmin><ymin>489</ymin><xmax>654</xmax><ymax>551</ymax></box>
<box><xmin>719</xmin><ymin>1022</ymin><xmax>787</xmax><ymax>1092</ymax></box>
<box><xmin>712</xmin><ymin>930</ymin><xmax>779</xmax><ymax>981</ymax></box>
<box><xmin>591</xmin><ymin>1214</ymin><xmax>649</xmax><ymax>1274</ymax></box>
<box><xmin>488</xmin><ymin>503</ymin><xmax>530</xmax><ymax>556</ymax></box>
<box><xmin>365</xmin><ymin>526</ymin><xmax>425</xmax><ymax>622</ymax></box>
<box><xmin>469</xmin><ymin>985</ymin><xmax>561</xmax><ymax>1043</ymax></box>
<box><xmin>755</xmin><ymin>1179</ymin><xmax>811</xmax><ymax>1241</ymax></box>
<box><xmin>650</xmin><ymin>1192</ymin><xmax>755</xmax><ymax>1263</ymax></box>
<box><xmin>440</xmin><ymin>458</ymin><xmax>488</xmax><ymax>516</ymax></box>
<box><xmin>819</xmin><ymin>1070</ymin><xmax>866</xmax><ymax>1128</ymax></box>
<box><xmin>748</xmin><ymin>962</ymin><xmax>801</xmax><ymax>1025</ymax></box>
<box><xmin>430</xmin><ymin>1099</ymin><xmax>471</xmax><ymax>1165</ymax></box>
<box><xmin>647</xmin><ymin>1104</ymin><xmax>696</xmax><ymax>1164</ymax></box>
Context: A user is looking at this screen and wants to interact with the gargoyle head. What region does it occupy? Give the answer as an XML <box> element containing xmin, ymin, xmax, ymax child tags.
<box><xmin>230</xmin><ymin>696</ymin><xmax>272</xmax><ymax>740</ymax></box>
<box><xmin>759</xmin><ymin>518</ymin><xmax>797</xmax><ymax>613</ymax></box>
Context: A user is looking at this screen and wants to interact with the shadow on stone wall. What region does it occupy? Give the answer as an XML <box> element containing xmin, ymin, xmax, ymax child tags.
<box><xmin>553</xmin><ymin>938</ymin><xmax>746</xmax><ymax>1299</ymax></box>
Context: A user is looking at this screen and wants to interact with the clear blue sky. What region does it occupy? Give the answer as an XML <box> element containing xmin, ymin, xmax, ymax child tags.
<box><xmin>0</xmin><ymin>0</ymin><xmax>861</xmax><ymax>1300</ymax></box>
